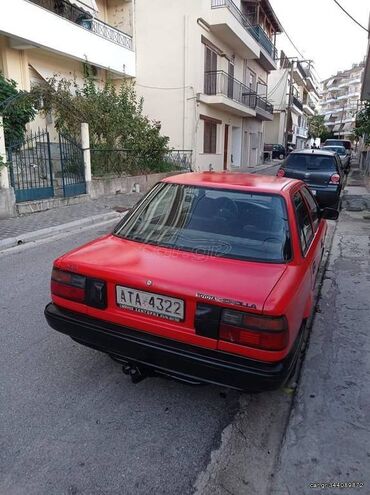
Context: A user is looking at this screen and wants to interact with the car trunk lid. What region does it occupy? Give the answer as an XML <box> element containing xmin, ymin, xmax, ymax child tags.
<box><xmin>57</xmin><ymin>235</ymin><xmax>287</xmax><ymax>346</ymax></box>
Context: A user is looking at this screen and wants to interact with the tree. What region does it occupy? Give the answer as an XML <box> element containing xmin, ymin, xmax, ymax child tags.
<box><xmin>307</xmin><ymin>115</ymin><xmax>333</xmax><ymax>142</ymax></box>
<box><xmin>0</xmin><ymin>73</ymin><xmax>36</xmax><ymax>145</ymax></box>
<box><xmin>30</xmin><ymin>77</ymin><xmax>170</xmax><ymax>174</ymax></box>
<box><xmin>354</xmin><ymin>101</ymin><xmax>370</xmax><ymax>145</ymax></box>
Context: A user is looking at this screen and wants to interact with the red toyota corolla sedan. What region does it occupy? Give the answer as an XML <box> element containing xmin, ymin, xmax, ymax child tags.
<box><xmin>45</xmin><ymin>172</ymin><xmax>337</xmax><ymax>392</ymax></box>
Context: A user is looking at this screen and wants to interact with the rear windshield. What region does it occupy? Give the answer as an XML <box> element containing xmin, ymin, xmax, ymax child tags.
<box><xmin>115</xmin><ymin>183</ymin><xmax>291</xmax><ymax>263</ymax></box>
<box><xmin>323</xmin><ymin>146</ymin><xmax>346</xmax><ymax>155</ymax></box>
<box><xmin>285</xmin><ymin>154</ymin><xmax>337</xmax><ymax>171</ymax></box>
<box><xmin>325</xmin><ymin>140</ymin><xmax>351</xmax><ymax>150</ymax></box>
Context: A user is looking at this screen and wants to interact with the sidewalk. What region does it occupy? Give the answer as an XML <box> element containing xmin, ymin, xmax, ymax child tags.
<box><xmin>0</xmin><ymin>162</ymin><xmax>280</xmax><ymax>248</ymax></box>
<box><xmin>271</xmin><ymin>166</ymin><xmax>370</xmax><ymax>494</ymax></box>
<box><xmin>0</xmin><ymin>192</ymin><xmax>142</xmax><ymax>243</ymax></box>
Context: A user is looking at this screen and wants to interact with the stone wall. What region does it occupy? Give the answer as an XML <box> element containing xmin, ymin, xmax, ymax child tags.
<box><xmin>89</xmin><ymin>171</ymin><xmax>182</xmax><ymax>199</ymax></box>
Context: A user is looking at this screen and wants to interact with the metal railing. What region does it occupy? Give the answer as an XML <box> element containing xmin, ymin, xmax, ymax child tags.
<box><xmin>164</xmin><ymin>150</ymin><xmax>193</xmax><ymax>171</ymax></box>
<box><xmin>292</xmin><ymin>95</ymin><xmax>303</xmax><ymax>111</ymax></box>
<box><xmin>211</xmin><ymin>0</ymin><xmax>277</xmax><ymax>61</ymax></box>
<box><xmin>204</xmin><ymin>71</ymin><xmax>257</xmax><ymax>109</ymax></box>
<box><xmin>248</xmin><ymin>25</ymin><xmax>278</xmax><ymax>60</ymax></box>
<box><xmin>256</xmin><ymin>95</ymin><xmax>273</xmax><ymax>114</ymax></box>
<box><xmin>30</xmin><ymin>0</ymin><xmax>133</xmax><ymax>49</ymax></box>
<box><xmin>295</xmin><ymin>126</ymin><xmax>308</xmax><ymax>138</ymax></box>
<box><xmin>211</xmin><ymin>0</ymin><xmax>253</xmax><ymax>30</ymax></box>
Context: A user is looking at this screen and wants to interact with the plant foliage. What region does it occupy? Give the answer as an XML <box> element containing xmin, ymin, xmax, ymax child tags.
<box><xmin>308</xmin><ymin>115</ymin><xmax>333</xmax><ymax>142</ymax></box>
<box><xmin>30</xmin><ymin>77</ymin><xmax>170</xmax><ymax>175</ymax></box>
<box><xmin>0</xmin><ymin>73</ymin><xmax>36</xmax><ymax>145</ymax></box>
<box><xmin>354</xmin><ymin>101</ymin><xmax>370</xmax><ymax>145</ymax></box>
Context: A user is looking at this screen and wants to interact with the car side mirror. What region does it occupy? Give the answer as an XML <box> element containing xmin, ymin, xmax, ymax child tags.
<box><xmin>321</xmin><ymin>207</ymin><xmax>339</xmax><ymax>220</ymax></box>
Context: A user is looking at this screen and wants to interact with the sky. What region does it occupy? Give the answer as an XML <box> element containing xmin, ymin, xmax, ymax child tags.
<box><xmin>270</xmin><ymin>0</ymin><xmax>370</xmax><ymax>82</ymax></box>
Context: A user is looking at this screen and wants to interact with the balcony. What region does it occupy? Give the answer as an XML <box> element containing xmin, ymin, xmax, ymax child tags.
<box><xmin>255</xmin><ymin>95</ymin><xmax>273</xmax><ymax>120</ymax></box>
<box><xmin>248</xmin><ymin>25</ymin><xmax>278</xmax><ymax>71</ymax></box>
<box><xmin>208</xmin><ymin>0</ymin><xmax>260</xmax><ymax>59</ymax></box>
<box><xmin>200</xmin><ymin>70</ymin><xmax>257</xmax><ymax>117</ymax></box>
<box><xmin>0</xmin><ymin>0</ymin><xmax>135</xmax><ymax>76</ymax></box>
<box><xmin>295</xmin><ymin>126</ymin><xmax>308</xmax><ymax>138</ymax></box>
<box><xmin>292</xmin><ymin>95</ymin><xmax>303</xmax><ymax>112</ymax></box>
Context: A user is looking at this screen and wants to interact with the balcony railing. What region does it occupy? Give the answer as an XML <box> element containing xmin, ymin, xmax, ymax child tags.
<box><xmin>211</xmin><ymin>0</ymin><xmax>253</xmax><ymax>30</ymax></box>
<box><xmin>30</xmin><ymin>0</ymin><xmax>133</xmax><ymax>49</ymax></box>
<box><xmin>204</xmin><ymin>71</ymin><xmax>257</xmax><ymax>109</ymax></box>
<box><xmin>210</xmin><ymin>0</ymin><xmax>277</xmax><ymax>60</ymax></box>
<box><xmin>292</xmin><ymin>95</ymin><xmax>303</xmax><ymax>111</ymax></box>
<box><xmin>295</xmin><ymin>126</ymin><xmax>308</xmax><ymax>138</ymax></box>
<box><xmin>256</xmin><ymin>95</ymin><xmax>273</xmax><ymax>114</ymax></box>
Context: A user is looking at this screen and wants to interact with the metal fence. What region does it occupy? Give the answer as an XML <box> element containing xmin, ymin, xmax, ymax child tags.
<box><xmin>91</xmin><ymin>149</ymin><xmax>193</xmax><ymax>177</ymax></box>
<box><xmin>256</xmin><ymin>95</ymin><xmax>273</xmax><ymax>114</ymax></box>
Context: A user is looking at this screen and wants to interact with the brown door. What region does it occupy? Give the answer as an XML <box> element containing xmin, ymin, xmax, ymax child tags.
<box><xmin>204</xmin><ymin>46</ymin><xmax>217</xmax><ymax>94</ymax></box>
<box><xmin>224</xmin><ymin>125</ymin><xmax>229</xmax><ymax>170</ymax></box>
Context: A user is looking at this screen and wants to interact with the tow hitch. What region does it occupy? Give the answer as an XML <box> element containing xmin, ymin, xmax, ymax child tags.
<box><xmin>122</xmin><ymin>362</ymin><xmax>152</xmax><ymax>384</ymax></box>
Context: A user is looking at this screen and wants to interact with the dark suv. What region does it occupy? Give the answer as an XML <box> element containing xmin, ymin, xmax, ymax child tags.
<box><xmin>277</xmin><ymin>149</ymin><xmax>343</xmax><ymax>208</ymax></box>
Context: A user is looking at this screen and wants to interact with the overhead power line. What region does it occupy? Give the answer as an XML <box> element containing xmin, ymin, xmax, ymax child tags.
<box><xmin>332</xmin><ymin>0</ymin><xmax>369</xmax><ymax>33</ymax></box>
<box><xmin>282</xmin><ymin>29</ymin><xmax>305</xmax><ymax>60</ymax></box>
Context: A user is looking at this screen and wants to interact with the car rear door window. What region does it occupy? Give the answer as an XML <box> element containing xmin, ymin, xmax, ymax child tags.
<box><xmin>301</xmin><ymin>187</ymin><xmax>320</xmax><ymax>232</ymax></box>
<box><xmin>293</xmin><ymin>192</ymin><xmax>314</xmax><ymax>253</ymax></box>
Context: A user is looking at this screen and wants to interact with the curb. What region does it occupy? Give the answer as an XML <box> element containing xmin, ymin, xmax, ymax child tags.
<box><xmin>0</xmin><ymin>211</ymin><xmax>122</xmax><ymax>251</ymax></box>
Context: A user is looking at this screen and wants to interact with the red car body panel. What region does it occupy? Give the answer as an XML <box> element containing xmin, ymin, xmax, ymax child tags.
<box><xmin>46</xmin><ymin>172</ymin><xmax>328</xmax><ymax>390</ymax></box>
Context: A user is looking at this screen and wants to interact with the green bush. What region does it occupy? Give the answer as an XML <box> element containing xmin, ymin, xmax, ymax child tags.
<box><xmin>0</xmin><ymin>73</ymin><xmax>36</xmax><ymax>145</ymax></box>
<box><xmin>31</xmin><ymin>77</ymin><xmax>171</xmax><ymax>175</ymax></box>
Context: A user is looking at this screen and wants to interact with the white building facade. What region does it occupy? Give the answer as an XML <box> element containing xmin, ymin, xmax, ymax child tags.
<box><xmin>264</xmin><ymin>58</ymin><xmax>320</xmax><ymax>150</ymax></box>
<box><xmin>135</xmin><ymin>0</ymin><xmax>282</xmax><ymax>170</ymax></box>
<box><xmin>321</xmin><ymin>62</ymin><xmax>364</xmax><ymax>139</ymax></box>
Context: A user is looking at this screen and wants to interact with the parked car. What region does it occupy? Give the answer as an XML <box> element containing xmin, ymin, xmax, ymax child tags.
<box><xmin>264</xmin><ymin>144</ymin><xmax>286</xmax><ymax>160</ymax></box>
<box><xmin>45</xmin><ymin>172</ymin><xmax>337</xmax><ymax>392</ymax></box>
<box><xmin>277</xmin><ymin>149</ymin><xmax>344</xmax><ymax>209</ymax></box>
<box><xmin>323</xmin><ymin>139</ymin><xmax>352</xmax><ymax>163</ymax></box>
<box><xmin>322</xmin><ymin>145</ymin><xmax>350</xmax><ymax>173</ymax></box>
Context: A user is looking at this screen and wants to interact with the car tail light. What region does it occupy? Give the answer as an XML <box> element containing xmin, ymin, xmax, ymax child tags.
<box><xmin>51</xmin><ymin>268</ymin><xmax>107</xmax><ymax>308</ymax></box>
<box><xmin>219</xmin><ymin>309</ymin><xmax>288</xmax><ymax>351</ymax></box>
<box><xmin>329</xmin><ymin>173</ymin><xmax>340</xmax><ymax>184</ymax></box>
<box><xmin>277</xmin><ymin>168</ymin><xmax>285</xmax><ymax>178</ymax></box>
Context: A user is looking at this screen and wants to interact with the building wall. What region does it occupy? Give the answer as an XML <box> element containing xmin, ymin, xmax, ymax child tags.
<box><xmin>134</xmin><ymin>0</ymin><xmax>271</xmax><ymax>170</ymax></box>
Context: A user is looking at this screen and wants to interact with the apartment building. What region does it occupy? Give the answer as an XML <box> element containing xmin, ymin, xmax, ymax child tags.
<box><xmin>0</xmin><ymin>0</ymin><xmax>135</xmax><ymax>134</ymax></box>
<box><xmin>265</xmin><ymin>58</ymin><xmax>320</xmax><ymax>150</ymax></box>
<box><xmin>321</xmin><ymin>62</ymin><xmax>364</xmax><ymax>139</ymax></box>
<box><xmin>0</xmin><ymin>0</ymin><xmax>281</xmax><ymax>171</ymax></box>
<box><xmin>135</xmin><ymin>0</ymin><xmax>282</xmax><ymax>170</ymax></box>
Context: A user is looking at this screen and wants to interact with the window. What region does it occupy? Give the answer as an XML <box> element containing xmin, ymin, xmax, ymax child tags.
<box><xmin>301</xmin><ymin>187</ymin><xmax>320</xmax><ymax>232</ymax></box>
<box><xmin>116</xmin><ymin>184</ymin><xmax>292</xmax><ymax>263</ymax></box>
<box><xmin>293</xmin><ymin>192</ymin><xmax>314</xmax><ymax>253</ymax></box>
<box><xmin>204</xmin><ymin>46</ymin><xmax>217</xmax><ymax>94</ymax></box>
<box><xmin>285</xmin><ymin>154</ymin><xmax>337</xmax><ymax>172</ymax></box>
<box><xmin>204</xmin><ymin>120</ymin><xmax>217</xmax><ymax>154</ymax></box>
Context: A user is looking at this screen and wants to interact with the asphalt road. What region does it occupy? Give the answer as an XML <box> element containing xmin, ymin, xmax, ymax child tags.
<box><xmin>1</xmin><ymin>164</ymin><xmax>283</xmax><ymax>495</ymax></box>
<box><xmin>0</xmin><ymin>225</ymin><xmax>241</xmax><ymax>495</ymax></box>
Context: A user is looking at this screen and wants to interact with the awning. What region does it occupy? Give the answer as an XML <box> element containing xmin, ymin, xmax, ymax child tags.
<box><xmin>343</xmin><ymin>122</ymin><xmax>354</xmax><ymax>131</ymax></box>
<box><xmin>333</xmin><ymin>124</ymin><xmax>341</xmax><ymax>132</ymax></box>
<box><xmin>69</xmin><ymin>0</ymin><xmax>98</xmax><ymax>15</ymax></box>
<box><xmin>324</xmin><ymin>114</ymin><xmax>332</xmax><ymax>121</ymax></box>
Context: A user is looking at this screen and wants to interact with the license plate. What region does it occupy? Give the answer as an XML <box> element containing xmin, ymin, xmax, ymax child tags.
<box><xmin>116</xmin><ymin>286</ymin><xmax>184</xmax><ymax>321</ymax></box>
<box><xmin>311</xmin><ymin>190</ymin><xmax>317</xmax><ymax>195</ymax></box>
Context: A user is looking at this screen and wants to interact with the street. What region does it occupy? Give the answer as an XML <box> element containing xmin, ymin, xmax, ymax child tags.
<box><xmin>1</xmin><ymin>225</ymin><xmax>242</xmax><ymax>495</ymax></box>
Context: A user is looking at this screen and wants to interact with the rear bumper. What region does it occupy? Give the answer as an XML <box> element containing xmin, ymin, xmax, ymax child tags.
<box><xmin>45</xmin><ymin>303</ymin><xmax>302</xmax><ymax>392</ymax></box>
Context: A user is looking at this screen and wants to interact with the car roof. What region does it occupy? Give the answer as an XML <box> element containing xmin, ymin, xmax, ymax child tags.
<box><xmin>162</xmin><ymin>172</ymin><xmax>297</xmax><ymax>192</ymax></box>
<box><xmin>288</xmin><ymin>149</ymin><xmax>336</xmax><ymax>157</ymax></box>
